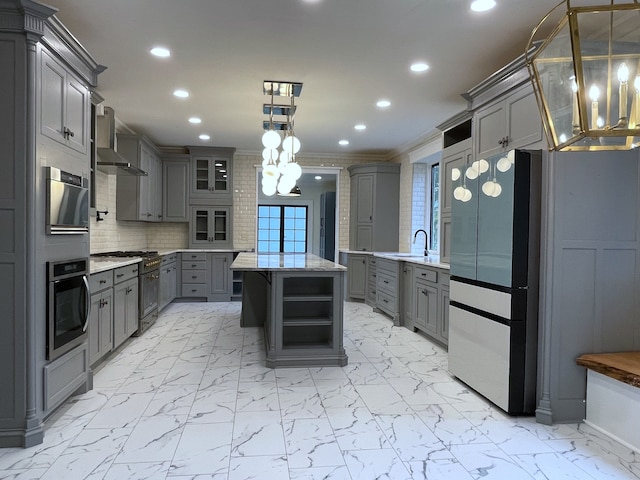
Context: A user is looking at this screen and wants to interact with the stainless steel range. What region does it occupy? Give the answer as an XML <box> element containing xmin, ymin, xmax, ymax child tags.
<box><xmin>91</xmin><ymin>250</ymin><xmax>162</xmax><ymax>335</ymax></box>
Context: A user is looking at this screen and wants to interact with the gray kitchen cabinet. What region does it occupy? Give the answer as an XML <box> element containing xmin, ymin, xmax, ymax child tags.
<box><xmin>474</xmin><ymin>82</ymin><xmax>542</xmax><ymax>160</ymax></box>
<box><xmin>366</xmin><ymin>256</ymin><xmax>377</xmax><ymax>307</ymax></box>
<box><xmin>208</xmin><ymin>252</ymin><xmax>231</xmax><ymax>301</ymax></box>
<box><xmin>189</xmin><ymin>206</ymin><xmax>232</xmax><ymax>248</ymax></box>
<box><xmin>375</xmin><ymin>258</ymin><xmax>401</xmax><ymax>326</ymax></box>
<box><xmin>231</xmin><ymin>252</ymin><xmax>243</xmax><ymax>301</ymax></box>
<box><xmin>180</xmin><ymin>252</ymin><xmax>208</xmax><ymax>298</ymax></box>
<box><xmin>112</xmin><ymin>264</ymin><xmax>139</xmax><ymax>349</ymax></box>
<box><xmin>88</xmin><ymin>271</ymin><xmax>113</xmax><ymax>367</ymax></box>
<box><xmin>410</xmin><ymin>265</ymin><xmax>449</xmax><ymax>346</ymax></box>
<box><xmin>159</xmin><ymin>253</ymin><xmax>177</xmax><ymax>310</ymax></box>
<box><xmin>441</xmin><ymin>139</ymin><xmax>471</xmax><ymax>265</ymax></box>
<box><xmin>347</xmin><ymin>253</ymin><xmax>367</xmax><ymax>300</ymax></box>
<box><xmin>267</xmin><ymin>272</ymin><xmax>347</xmax><ymax>367</ymax></box>
<box><xmin>348</xmin><ymin>163</ymin><xmax>400</xmax><ymax>252</ymax></box>
<box><xmin>439</xmin><ymin>283</ymin><xmax>450</xmax><ymax>343</ymax></box>
<box><xmin>188</xmin><ymin>146</ymin><xmax>235</xmax><ymax>203</ymax></box>
<box><xmin>162</xmin><ymin>155</ymin><xmax>190</xmax><ymax>222</ymax></box>
<box><xmin>40</xmin><ymin>48</ymin><xmax>89</xmax><ymax>156</ymax></box>
<box><xmin>414</xmin><ymin>278</ymin><xmax>438</xmax><ymax>336</ymax></box>
<box><xmin>116</xmin><ymin>134</ymin><xmax>163</xmax><ymax>222</ymax></box>
<box><xmin>402</xmin><ymin>263</ymin><xmax>414</xmax><ymax>330</ymax></box>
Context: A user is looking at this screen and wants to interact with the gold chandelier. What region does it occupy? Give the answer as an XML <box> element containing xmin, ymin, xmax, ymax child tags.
<box><xmin>526</xmin><ymin>0</ymin><xmax>640</xmax><ymax>151</ymax></box>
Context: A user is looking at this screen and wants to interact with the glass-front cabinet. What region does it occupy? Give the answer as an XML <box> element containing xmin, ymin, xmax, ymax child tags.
<box><xmin>189</xmin><ymin>206</ymin><xmax>232</xmax><ymax>248</ymax></box>
<box><xmin>189</xmin><ymin>147</ymin><xmax>235</xmax><ymax>202</ymax></box>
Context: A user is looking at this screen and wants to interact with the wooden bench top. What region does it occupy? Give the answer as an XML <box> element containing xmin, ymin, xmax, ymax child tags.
<box><xmin>577</xmin><ymin>352</ymin><xmax>640</xmax><ymax>389</ymax></box>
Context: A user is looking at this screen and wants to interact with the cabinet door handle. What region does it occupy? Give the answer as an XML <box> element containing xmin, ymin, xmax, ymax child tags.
<box><xmin>422</xmin><ymin>289</ymin><xmax>427</xmax><ymax>295</ymax></box>
<box><xmin>63</xmin><ymin>126</ymin><xmax>75</xmax><ymax>138</ymax></box>
<box><xmin>498</xmin><ymin>136</ymin><xmax>510</xmax><ymax>147</ymax></box>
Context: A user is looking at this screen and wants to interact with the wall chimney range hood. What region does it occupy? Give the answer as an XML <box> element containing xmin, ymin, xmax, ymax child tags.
<box><xmin>96</xmin><ymin>106</ymin><xmax>147</xmax><ymax>176</ymax></box>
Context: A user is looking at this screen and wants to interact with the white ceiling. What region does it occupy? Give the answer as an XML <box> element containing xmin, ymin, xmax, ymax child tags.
<box><xmin>46</xmin><ymin>0</ymin><xmax>564</xmax><ymax>156</ymax></box>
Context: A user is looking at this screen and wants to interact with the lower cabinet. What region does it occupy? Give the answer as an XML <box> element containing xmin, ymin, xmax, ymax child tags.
<box><xmin>178</xmin><ymin>251</ymin><xmax>233</xmax><ymax>301</ymax></box>
<box><xmin>209</xmin><ymin>253</ymin><xmax>231</xmax><ymax>301</ymax></box>
<box><xmin>266</xmin><ymin>271</ymin><xmax>347</xmax><ymax>367</ymax></box>
<box><xmin>410</xmin><ymin>265</ymin><xmax>450</xmax><ymax>347</ymax></box>
<box><xmin>375</xmin><ymin>258</ymin><xmax>401</xmax><ymax>325</ymax></box>
<box><xmin>113</xmin><ymin>264</ymin><xmax>139</xmax><ymax>349</ymax></box>
<box><xmin>366</xmin><ymin>256</ymin><xmax>377</xmax><ymax>306</ymax></box>
<box><xmin>159</xmin><ymin>253</ymin><xmax>177</xmax><ymax>310</ymax></box>
<box><xmin>347</xmin><ymin>254</ymin><xmax>367</xmax><ymax>300</ymax></box>
<box><xmin>88</xmin><ymin>271</ymin><xmax>113</xmax><ymax>367</ymax></box>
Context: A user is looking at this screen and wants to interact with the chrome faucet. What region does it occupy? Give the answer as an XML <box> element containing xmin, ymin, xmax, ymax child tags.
<box><xmin>413</xmin><ymin>229</ymin><xmax>428</xmax><ymax>256</ymax></box>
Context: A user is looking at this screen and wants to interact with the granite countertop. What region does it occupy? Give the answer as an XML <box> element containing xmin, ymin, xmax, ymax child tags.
<box><xmin>339</xmin><ymin>250</ymin><xmax>449</xmax><ymax>270</ymax></box>
<box><xmin>90</xmin><ymin>257</ymin><xmax>141</xmax><ymax>274</ymax></box>
<box><xmin>373</xmin><ymin>253</ymin><xmax>450</xmax><ymax>270</ymax></box>
<box><xmin>231</xmin><ymin>252</ymin><xmax>347</xmax><ymax>272</ymax></box>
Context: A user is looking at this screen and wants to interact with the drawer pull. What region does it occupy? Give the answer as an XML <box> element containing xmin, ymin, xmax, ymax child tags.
<box><xmin>192</xmin><ymin>264</ymin><xmax>197</xmax><ymax>268</ymax></box>
<box><xmin>383</xmin><ymin>280</ymin><xmax>389</xmax><ymax>284</ymax></box>
<box><xmin>99</xmin><ymin>279</ymin><xmax>106</xmax><ymax>284</ymax></box>
<box><xmin>192</xmin><ymin>275</ymin><xmax>197</xmax><ymax>279</ymax></box>
<box><xmin>116</xmin><ymin>273</ymin><xmax>124</xmax><ymax>278</ymax></box>
<box><xmin>383</xmin><ymin>299</ymin><xmax>388</xmax><ymax>303</ymax></box>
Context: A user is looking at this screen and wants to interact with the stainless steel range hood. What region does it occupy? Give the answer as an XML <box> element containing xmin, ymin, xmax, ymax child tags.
<box><xmin>96</xmin><ymin>106</ymin><xmax>147</xmax><ymax>176</ymax></box>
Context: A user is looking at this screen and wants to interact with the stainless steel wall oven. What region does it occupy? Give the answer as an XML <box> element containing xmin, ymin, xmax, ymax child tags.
<box><xmin>47</xmin><ymin>258</ymin><xmax>90</xmax><ymax>361</ymax></box>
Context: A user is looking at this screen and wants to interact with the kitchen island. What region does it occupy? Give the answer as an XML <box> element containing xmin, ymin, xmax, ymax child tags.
<box><xmin>230</xmin><ymin>252</ymin><xmax>348</xmax><ymax>368</ymax></box>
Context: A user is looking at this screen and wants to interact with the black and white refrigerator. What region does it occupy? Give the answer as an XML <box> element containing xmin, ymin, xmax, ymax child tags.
<box><xmin>448</xmin><ymin>149</ymin><xmax>540</xmax><ymax>415</ymax></box>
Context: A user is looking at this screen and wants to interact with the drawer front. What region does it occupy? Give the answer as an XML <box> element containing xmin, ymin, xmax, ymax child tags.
<box><xmin>377</xmin><ymin>271</ymin><xmax>397</xmax><ymax>294</ymax></box>
<box><xmin>376</xmin><ymin>258</ymin><xmax>396</xmax><ymax>275</ymax></box>
<box><xmin>182</xmin><ymin>252</ymin><xmax>207</xmax><ymax>262</ymax></box>
<box><xmin>182</xmin><ymin>260</ymin><xmax>207</xmax><ymax>271</ymax></box>
<box><xmin>367</xmin><ymin>281</ymin><xmax>377</xmax><ymax>303</ymax></box>
<box><xmin>162</xmin><ymin>253</ymin><xmax>177</xmax><ymax>265</ymax></box>
<box><xmin>113</xmin><ymin>264</ymin><xmax>139</xmax><ymax>284</ymax></box>
<box><xmin>377</xmin><ymin>290</ymin><xmax>396</xmax><ymax>315</ymax></box>
<box><xmin>89</xmin><ymin>270</ymin><xmax>113</xmax><ymax>292</ymax></box>
<box><xmin>181</xmin><ymin>283</ymin><xmax>208</xmax><ymax>297</ymax></box>
<box><xmin>415</xmin><ymin>266</ymin><xmax>437</xmax><ymax>283</ymax></box>
<box><xmin>183</xmin><ymin>270</ymin><xmax>207</xmax><ymax>284</ymax></box>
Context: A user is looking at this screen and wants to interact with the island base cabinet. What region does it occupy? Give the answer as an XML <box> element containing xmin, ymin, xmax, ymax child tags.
<box><xmin>266</xmin><ymin>272</ymin><xmax>348</xmax><ymax>368</ymax></box>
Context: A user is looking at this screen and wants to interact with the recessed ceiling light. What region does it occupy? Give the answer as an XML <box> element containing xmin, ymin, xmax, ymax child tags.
<box><xmin>199</xmin><ymin>134</ymin><xmax>210</xmax><ymax>141</ymax></box>
<box><xmin>339</xmin><ymin>139</ymin><xmax>349</xmax><ymax>146</ymax></box>
<box><xmin>470</xmin><ymin>0</ymin><xmax>496</xmax><ymax>12</ymax></box>
<box><xmin>315</xmin><ymin>175</ymin><xmax>322</xmax><ymax>180</ymax></box>
<box><xmin>173</xmin><ymin>89</ymin><xmax>189</xmax><ymax>98</ymax></box>
<box><xmin>376</xmin><ymin>99</ymin><xmax>391</xmax><ymax>108</ymax></box>
<box><xmin>188</xmin><ymin>117</ymin><xmax>202</xmax><ymax>124</ymax></box>
<box><xmin>150</xmin><ymin>46</ymin><xmax>171</xmax><ymax>58</ymax></box>
<box><xmin>410</xmin><ymin>62</ymin><xmax>429</xmax><ymax>73</ymax></box>
<box><xmin>354</xmin><ymin>124</ymin><xmax>367</xmax><ymax>131</ymax></box>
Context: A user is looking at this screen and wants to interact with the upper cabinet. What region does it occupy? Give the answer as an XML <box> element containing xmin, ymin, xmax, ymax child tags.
<box><xmin>40</xmin><ymin>49</ymin><xmax>90</xmax><ymax>156</ymax></box>
<box><xmin>348</xmin><ymin>163</ymin><xmax>400</xmax><ymax>252</ymax></box>
<box><xmin>162</xmin><ymin>154</ymin><xmax>190</xmax><ymax>223</ymax></box>
<box><xmin>189</xmin><ymin>147</ymin><xmax>235</xmax><ymax>203</ymax></box>
<box><xmin>474</xmin><ymin>82</ymin><xmax>543</xmax><ymax>159</ymax></box>
<box><xmin>115</xmin><ymin>134</ymin><xmax>163</xmax><ymax>222</ymax></box>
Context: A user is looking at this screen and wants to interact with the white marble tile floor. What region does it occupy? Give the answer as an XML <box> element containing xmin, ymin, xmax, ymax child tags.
<box><xmin>0</xmin><ymin>301</ymin><xmax>639</xmax><ymax>479</ymax></box>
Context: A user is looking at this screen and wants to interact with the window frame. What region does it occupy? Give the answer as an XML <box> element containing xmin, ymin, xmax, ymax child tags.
<box><xmin>257</xmin><ymin>204</ymin><xmax>309</xmax><ymax>253</ymax></box>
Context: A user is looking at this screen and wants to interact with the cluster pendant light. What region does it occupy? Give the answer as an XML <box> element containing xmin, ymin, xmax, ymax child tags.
<box><xmin>261</xmin><ymin>81</ymin><xmax>303</xmax><ymax>196</ymax></box>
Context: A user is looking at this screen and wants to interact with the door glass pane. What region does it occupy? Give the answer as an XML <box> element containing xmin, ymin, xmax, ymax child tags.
<box><xmin>257</xmin><ymin>205</ymin><xmax>307</xmax><ymax>253</ymax></box>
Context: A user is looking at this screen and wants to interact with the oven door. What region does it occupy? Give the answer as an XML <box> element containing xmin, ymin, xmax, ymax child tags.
<box><xmin>48</xmin><ymin>274</ymin><xmax>90</xmax><ymax>360</ymax></box>
<box><xmin>140</xmin><ymin>269</ymin><xmax>159</xmax><ymax>319</ymax></box>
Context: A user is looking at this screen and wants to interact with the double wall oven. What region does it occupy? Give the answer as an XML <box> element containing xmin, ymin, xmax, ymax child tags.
<box><xmin>91</xmin><ymin>251</ymin><xmax>162</xmax><ymax>335</ymax></box>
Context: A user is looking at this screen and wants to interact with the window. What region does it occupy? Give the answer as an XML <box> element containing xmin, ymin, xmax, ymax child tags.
<box><xmin>430</xmin><ymin>163</ymin><xmax>440</xmax><ymax>252</ymax></box>
<box><xmin>257</xmin><ymin>205</ymin><xmax>308</xmax><ymax>253</ymax></box>
<box><xmin>411</xmin><ymin>158</ymin><xmax>440</xmax><ymax>254</ymax></box>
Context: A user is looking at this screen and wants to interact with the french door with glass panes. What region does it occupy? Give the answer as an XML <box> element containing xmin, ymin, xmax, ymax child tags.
<box><xmin>257</xmin><ymin>205</ymin><xmax>308</xmax><ymax>253</ymax></box>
